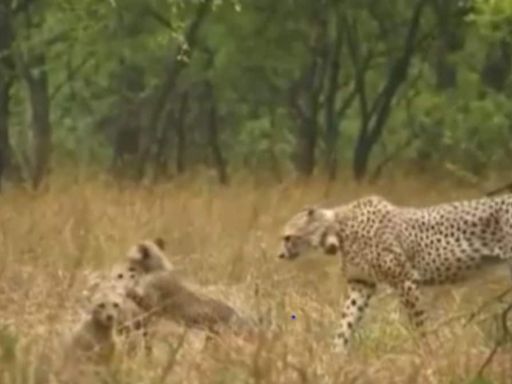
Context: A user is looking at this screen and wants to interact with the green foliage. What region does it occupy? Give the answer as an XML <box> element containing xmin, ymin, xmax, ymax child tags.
<box><xmin>4</xmin><ymin>0</ymin><xmax>512</xmax><ymax>181</ymax></box>
<box><xmin>0</xmin><ymin>326</ymin><xmax>19</xmax><ymax>364</ymax></box>
<box><xmin>231</xmin><ymin>111</ymin><xmax>293</xmax><ymax>171</ymax></box>
<box><xmin>402</xmin><ymin>86</ymin><xmax>512</xmax><ymax>174</ymax></box>
<box><xmin>466</xmin><ymin>377</ymin><xmax>495</xmax><ymax>384</ymax></box>
<box><xmin>469</xmin><ymin>0</ymin><xmax>512</xmax><ymax>39</ymax></box>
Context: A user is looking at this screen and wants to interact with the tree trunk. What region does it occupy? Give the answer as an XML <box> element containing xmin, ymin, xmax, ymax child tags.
<box><xmin>352</xmin><ymin>0</ymin><xmax>426</xmax><ymax>180</ymax></box>
<box><xmin>153</xmin><ymin>102</ymin><xmax>174</xmax><ymax>178</ymax></box>
<box><xmin>153</xmin><ymin>91</ymin><xmax>190</xmax><ymax>178</ymax></box>
<box><xmin>26</xmin><ymin>53</ymin><xmax>51</xmax><ymax>189</ymax></box>
<box><xmin>0</xmin><ymin>78</ymin><xmax>11</xmax><ymax>191</ymax></box>
<box><xmin>136</xmin><ymin>0</ymin><xmax>213</xmax><ymax>180</ymax></box>
<box><xmin>267</xmin><ymin>107</ymin><xmax>282</xmax><ymax>181</ymax></box>
<box><xmin>290</xmin><ymin>10</ymin><xmax>328</xmax><ymax>177</ymax></box>
<box><xmin>324</xmin><ymin>11</ymin><xmax>343</xmax><ymax>180</ymax></box>
<box><xmin>431</xmin><ymin>0</ymin><xmax>463</xmax><ymax>90</ymax></box>
<box><xmin>434</xmin><ymin>42</ymin><xmax>457</xmax><ymax>89</ymax></box>
<box><xmin>175</xmin><ymin>92</ymin><xmax>188</xmax><ymax>174</ymax></box>
<box><xmin>294</xmin><ymin>107</ymin><xmax>318</xmax><ymax>176</ymax></box>
<box><xmin>0</xmin><ymin>0</ymin><xmax>14</xmax><ymax>190</ymax></box>
<box><xmin>106</xmin><ymin>101</ymin><xmax>143</xmax><ymax>178</ymax></box>
<box><xmin>205</xmin><ymin>83</ymin><xmax>228</xmax><ymax>185</ymax></box>
<box><xmin>480</xmin><ymin>39</ymin><xmax>511</xmax><ymax>92</ymax></box>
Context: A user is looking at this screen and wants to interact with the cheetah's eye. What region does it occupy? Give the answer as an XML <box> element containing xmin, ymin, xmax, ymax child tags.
<box><xmin>283</xmin><ymin>235</ymin><xmax>292</xmax><ymax>242</ymax></box>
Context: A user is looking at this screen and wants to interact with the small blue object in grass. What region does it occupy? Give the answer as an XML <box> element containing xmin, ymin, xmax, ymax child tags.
<box><xmin>291</xmin><ymin>314</ymin><xmax>297</xmax><ymax>320</ymax></box>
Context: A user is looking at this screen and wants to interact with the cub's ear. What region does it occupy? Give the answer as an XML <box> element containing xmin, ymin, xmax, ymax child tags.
<box><xmin>137</xmin><ymin>244</ymin><xmax>150</xmax><ymax>259</ymax></box>
<box><xmin>154</xmin><ymin>237</ymin><xmax>166</xmax><ymax>251</ymax></box>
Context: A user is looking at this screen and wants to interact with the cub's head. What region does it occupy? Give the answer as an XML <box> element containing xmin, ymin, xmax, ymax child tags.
<box><xmin>126</xmin><ymin>237</ymin><xmax>173</xmax><ymax>274</ymax></box>
<box><xmin>90</xmin><ymin>294</ymin><xmax>122</xmax><ymax>329</ymax></box>
<box><xmin>278</xmin><ymin>206</ymin><xmax>338</xmax><ymax>260</ymax></box>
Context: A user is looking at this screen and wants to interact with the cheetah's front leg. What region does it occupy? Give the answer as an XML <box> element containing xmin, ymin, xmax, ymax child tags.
<box><xmin>396</xmin><ymin>279</ymin><xmax>426</xmax><ymax>330</ymax></box>
<box><xmin>332</xmin><ymin>279</ymin><xmax>376</xmax><ymax>353</ymax></box>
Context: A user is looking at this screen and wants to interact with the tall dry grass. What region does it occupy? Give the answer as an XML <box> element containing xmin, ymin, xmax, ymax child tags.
<box><xmin>0</xmin><ymin>171</ymin><xmax>511</xmax><ymax>383</ymax></box>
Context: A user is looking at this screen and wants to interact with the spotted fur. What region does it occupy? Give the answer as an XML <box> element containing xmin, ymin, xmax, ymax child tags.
<box><xmin>126</xmin><ymin>270</ymin><xmax>256</xmax><ymax>336</ymax></box>
<box><xmin>278</xmin><ymin>194</ymin><xmax>512</xmax><ymax>352</ymax></box>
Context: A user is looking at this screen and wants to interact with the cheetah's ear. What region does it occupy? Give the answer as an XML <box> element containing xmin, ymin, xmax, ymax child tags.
<box><xmin>154</xmin><ymin>237</ymin><xmax>166</xmax><ymax>251</ymax></box>
<box><xmin>138</xmin><ymin>244</ymin><xmax>150</xmax><ymax>260</ymax></box>
<box><xmin>305</xmin><ymin>206</ymin><xmax>319</xmax><ymax>219</ymax></box>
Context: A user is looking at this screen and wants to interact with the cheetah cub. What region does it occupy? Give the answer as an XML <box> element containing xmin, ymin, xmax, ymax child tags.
<box><xmin>126</xmin><ymin>237</ymin><xmax>174</xmax><ymax>275</ymax></box>
<box><xmin>126</xmin><ymin>270</ymin><xmax>254</xmax><ymax>335</ymax></box>
<box><xmin>101</xmin><ymin>263</ymin><xmax>155</xmax><ymax>355</ymax></box>
<box><xmin>63</xmin><ymin>293</ymin><xmax>121</xmax><ymax>365</ymax></box>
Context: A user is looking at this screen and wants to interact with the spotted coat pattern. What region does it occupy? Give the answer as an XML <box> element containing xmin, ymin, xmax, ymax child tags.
<box><xmin>278</xmin><ymin>194</ymin><xmax>512</xmax><ymax>352</ymax></box>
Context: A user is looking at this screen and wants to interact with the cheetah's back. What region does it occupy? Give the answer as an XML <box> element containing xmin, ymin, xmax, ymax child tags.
<box><xmin>395</xmin><ymin>195</ymin><xmax>512</xmax><ymax>284</ymax></box>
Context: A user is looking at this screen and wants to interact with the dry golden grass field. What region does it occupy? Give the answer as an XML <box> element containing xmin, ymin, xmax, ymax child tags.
<box><xmin>0</xmin><ymin>171</ymin><xmax>511</xmax><ymax>384</ymax></box>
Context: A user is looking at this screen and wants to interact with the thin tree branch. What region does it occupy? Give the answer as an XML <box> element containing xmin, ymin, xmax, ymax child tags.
<box><xmin>486</xmin><ymin>182</ymin><xmax>512</xmax><ymax>196</ymax></box>
<box><xmin>50</xmin><ymin>56</ymin><xmax>91</xmax><ymax>100</ymax></box>
<box><xmin>475</xmin><ymin>302</ymin><xmax>512</xmax><ymax>378</ymax></box>
<box><xmin>369</xmin><ymin>131</ymin><xmax>419</xmax><ymax>182</ymax></box>
<box><xmin>465</xmin><ymin>287</ymin><xmax>512</xmax><ymax>326</ymax></box>
<box><xmin>144</xmin><ymin>4</ymin><xmax>175</xmax><ymax>32</ymax></box>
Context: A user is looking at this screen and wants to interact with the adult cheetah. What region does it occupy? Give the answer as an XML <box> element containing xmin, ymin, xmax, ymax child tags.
<box><xmin>278</xmin><ymin>194</ymin><xmax>512</xmax><ymax>352</ymax></box>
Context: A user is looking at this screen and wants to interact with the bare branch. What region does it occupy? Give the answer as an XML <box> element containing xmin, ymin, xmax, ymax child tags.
<box><xmin>369</xmin><ymin>132</ymin><xmax>419</xmax><ymax>182</ymax></box>
<box><xmin>475</xmin><ymin>302</ymin><xmax>512</xmax><ymax>378</ymax></box>
<box><xmin>486</xmin><ymin>182</ymin><xmax>512</xmax><ymax>197</ymax></box>
<box><xmin>336</xmin><ymin>85</ymin><xmax>357</xmax><ymax>119</ymax></box>
<box><xmin>144</xmin><ymin>4</ymin><xmax>174</xmax><ymax>32</ymax></box>
<box><xmin>465</xmin><ymin>287</ymin><xmax>512</xmax><ymax>326</ymax></box>
<box><xmin>50</xmin><ymin>56</ymin><xmax>91</xmax><ymax>101</ymax></box>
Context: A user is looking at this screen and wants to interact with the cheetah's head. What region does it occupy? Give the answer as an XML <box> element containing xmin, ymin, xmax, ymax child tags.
<box><xmin>126</xmin><ymin>237</ymin><xmax>174</xmax><ymax>274</ymax></box>
<box><xmin>90</xmin><ymin>295</ymin><xmax>122</xmax><ymax>329</ymax></box>
<box><xmin>278</xmin><ymin>206</ymin><xmax>338</xmax><ymax>260</ymax></box>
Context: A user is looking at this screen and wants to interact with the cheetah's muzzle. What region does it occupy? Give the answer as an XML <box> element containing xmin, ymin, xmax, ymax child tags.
<box><xmin>324</xmin><ymin>243</ymin><xmax>338</xmax><ymax>255</ymax></box>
